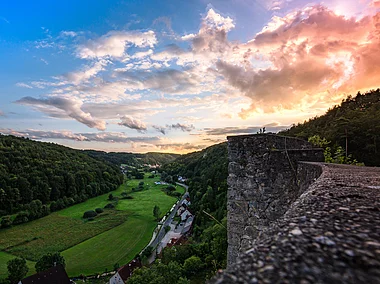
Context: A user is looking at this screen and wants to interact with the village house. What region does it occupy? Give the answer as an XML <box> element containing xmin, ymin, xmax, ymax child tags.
<box><xmin>109</xmin><ymin>259</ymin><xmax>142</xmax><ymax>284</ymax></box>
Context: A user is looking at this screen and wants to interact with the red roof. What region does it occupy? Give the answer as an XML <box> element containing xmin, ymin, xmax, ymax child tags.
<box><xmin>117</xmin><ymin>258</ymin><xmax>142</xmax><ymax>281</ymax></box>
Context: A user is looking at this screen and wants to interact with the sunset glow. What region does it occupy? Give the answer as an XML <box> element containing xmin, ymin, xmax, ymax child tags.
<box><xmin>0</xmin><ymin>0</ymin><xmax>379</xmax><ymax>153</ymax></box>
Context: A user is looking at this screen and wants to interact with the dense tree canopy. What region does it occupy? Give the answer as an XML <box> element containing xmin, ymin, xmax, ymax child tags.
<box><xmin>35</xmin><ymin>252</ymin><xmax>65</xmax><ymax>273</ymax></box>
<box><xmin>0</xmin><ymin>135</ymin><xmax>123</xmax><ymax>223</ymax></box>
<box><xmin>6</xmin><ymin>258</ymin><xmax>28</xmax><ymax>284</ymax></box>
<box><xmin>280</xmin><ymin>89</ymin><xmax>380</xmax><ymax>166</ymax></box>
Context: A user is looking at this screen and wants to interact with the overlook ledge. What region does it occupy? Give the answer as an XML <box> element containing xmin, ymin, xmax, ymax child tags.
<box><xmin>212</xmin><ymin>134</ymin><xmax>380</xmax><ymax>283</ymax></box>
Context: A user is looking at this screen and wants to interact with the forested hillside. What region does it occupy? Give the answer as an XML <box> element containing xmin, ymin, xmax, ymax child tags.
<box><xmin>162</xmin><ymin>142</ymin><xmax>228</xmax><ymax>231</ymax></box>
<box><xmin>0</xmin><ymin>135</ymin><xmax>123</xmax><ymax>223</ymax></box>
<box><xmin>131</xmin><ymin>142</ymin><xmax>229</xmax><ymax>282</ymax></box>
<box><xmin>84</xmin><ymin>150</ymin><xmax>179</xmax><ymax>167</ymax></box>
<box><xmin>281</xmin><ymin>89</ymin><xmax>380</xmax><ymax>166</ymax></box>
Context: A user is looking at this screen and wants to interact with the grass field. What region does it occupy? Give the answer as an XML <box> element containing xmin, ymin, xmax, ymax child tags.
<box><xmin>0</xmin><ymin>174</ymin><xmax>183</xmax><ymax>278</ymax></box>
<box><xmin>0</xmin><ymin>251</ymin><xmax>36</xmax><ymax>277</ymax></box>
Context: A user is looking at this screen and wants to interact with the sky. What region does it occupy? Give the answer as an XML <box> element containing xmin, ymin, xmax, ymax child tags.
<box><xmin>0</xmin><ymin>0</ymin><xmax>379</xmax><ymax>153</ymax></box>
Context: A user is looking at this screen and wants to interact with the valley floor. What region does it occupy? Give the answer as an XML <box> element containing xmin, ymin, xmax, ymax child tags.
<box><xmin>0</xmin><ymin>174</ymin><xmax>183</xmax><ymax>278</ymax></box>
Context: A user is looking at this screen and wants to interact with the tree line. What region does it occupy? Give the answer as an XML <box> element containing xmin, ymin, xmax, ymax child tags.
<box><xmin>0</xmin><ymin>135</ymin><xmax>123</xmax><ymax>227</ymax></box>
<box><xmin>280</xmin><ymin>89</ymin><xmax>380</xmax><ymax>166</ymax></box>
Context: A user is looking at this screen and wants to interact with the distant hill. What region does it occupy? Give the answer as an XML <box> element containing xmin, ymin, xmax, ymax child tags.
<box><xmin>280</xmin><ymin>89</ymin><xmax>380</xmax><ymax>166</ymax></box>
<box><xmin>84</xmin><ymin>150</ymin><xmax>180</xmax><ymax>167</ymax></box>
<box><xmin>0</xmin><ymin>134</ymin><xmax>123</xmax><ymax>221</ymax></box>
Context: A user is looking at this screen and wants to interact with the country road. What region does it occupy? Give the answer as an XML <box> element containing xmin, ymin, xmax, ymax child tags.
<box><xmin>147</xmin><ymin>182</ymin><xmax>189</xmax><ymax>263</ymax></box>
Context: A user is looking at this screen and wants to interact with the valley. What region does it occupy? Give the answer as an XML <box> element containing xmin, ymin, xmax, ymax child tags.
<box><xmin>0</xmin><ymin>174</ymin><xmax>183</xmax><ymax>277</ymax></box>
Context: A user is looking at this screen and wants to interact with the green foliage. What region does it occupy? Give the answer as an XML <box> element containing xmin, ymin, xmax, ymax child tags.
<box><xmin>0</xmin><ymin>134</ymin><xmax>123</xmax><ymax>222</ymax></box>
<box><xmin>164</xmin><ymin>225</ymin><xmax>171</xmax><ymax>233</ymax></box>
<box><xmin>281</xmin><ymin>89</ymin><xmax>380</xmax><ymax>166</ymax></box>
<box><xmin>0</xmin><ymin>216</ymin><xmax>12</xmax><ymax>229</ymax></box>
<box><xmin>141</xmin><ymin>246</ymin><xmax>153</xmax><ymax>259</ymax></box>
<box><xmin>157</xmin><ymin>143</ymin><xmax>228</xmax><ymax>280</ymax></box>
<box><xmin>35</xmin><ymin>252</ymin><xmax>65</xmax><ymax>273</ymax></box>
<box><xmin>153</xmin><ymin>205</ymin><xmax>161</xmax><ymax>221</ymax></box>
<box><xmin>83</xmin><ymin>210</ymin><xmax>97</xmax><ymax>219</ymax></box>
<box><xmin>104</xmin><ymin>203</ymin><xmax>115</xmax><ymax>209</ymax></box>
<box><xmin>95</xmin><ymin>208</ymin><xmax>103</xmax><ymax>214</ymax></box>
<box><xmin>127</xmin><ymin>261</ymin><xmax>187</xmax><ymax>284</ymax></box>
<box><xmin>183</xmin><ymin>256</ymin><xmax>203</xmax><ymax>277</ymax></box>
<box><xmin>7</xmin><ymin>258</ymin><xmax>28</xmax><ymax>284</ymax></box>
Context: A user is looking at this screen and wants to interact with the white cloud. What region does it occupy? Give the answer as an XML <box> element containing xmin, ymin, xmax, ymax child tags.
<box><xmin>60</xmin><ymin>31</ymin><xmax>77</xmax><ymax>37</ymax></box>
<box><xmin>181</xmin><ymin>33</ymin><xmax>196</xmax><ymax>41</ymax></box>
<box><xmin>16</xmin><ymin>82</ymin><xmax>33</xmax><ymax>89</ymax></box>
<box><xmin>77</xmin><ymin>30</ymin><xmax>157</xmax><ymax>59</ymax></box>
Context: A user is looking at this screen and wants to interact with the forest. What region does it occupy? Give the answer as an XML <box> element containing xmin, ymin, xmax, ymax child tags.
<box><xmin>84</xmin><ymin>150</ymin><xmax>179</xmax><ymax>167</ymax></box>
<box><xmin>0</xmin><ymin>135</ymin><xmax>123</xmax><ymax>226</ymax></box>
<box><xmin>127</xmin><ymin>142</ymin><xmax>229</xmax><ymax>283</ymax></box>
<box><xmin>280</xmin><ymin>89</ymin><xmax>380</xmax><ymax>166</ymax></box>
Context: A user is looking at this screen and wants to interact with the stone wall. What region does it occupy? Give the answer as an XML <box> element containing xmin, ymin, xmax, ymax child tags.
<box><xmin>227</xmin><ymin>134</ymin><xmax>324</xmax><ymax>266</ymax></box>
<box><xmin>212</xmin><ymin>161</ymin><xmax>380</xmax><ymax>283</ymax></box>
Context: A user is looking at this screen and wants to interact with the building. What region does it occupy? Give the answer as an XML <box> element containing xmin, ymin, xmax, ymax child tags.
<box><xmin>109</xmin><ymin>259</ymin><xmax>142</xmax><ymax>284</ymax></box>
<box><xmin>19</xmin><ymin>265</ymin><xmax>71</xmax><ymax>284</ymax></box>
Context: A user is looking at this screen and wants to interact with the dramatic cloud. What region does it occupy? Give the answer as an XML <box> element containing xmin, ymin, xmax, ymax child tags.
<box><xmin>192</xmin><ymin>8</ymin><xmax>235</xmax><ymax>53</ymax></box>
<box><xmin>212</xmin><ymin>6</ymin><xmax>380</xmax><ymax>116</ymax></box>
<box><xmin>118</xmin><ymin>116</ymin><xmax>147</xmax><ymax>132</ymax></box>
<box><xmin>8</xmin><ymin>5</ymin><xmax>380</xmax><ymax>153</ymax></box>
<box><xmin>77</xmin><ymin>30</ymin><xmax>157</xmax><ymax>59</ymax></box>
<box><xmin>16</xmin><ymin>96</ymin><xmax>106</xmax><ymax>130</ymax></box>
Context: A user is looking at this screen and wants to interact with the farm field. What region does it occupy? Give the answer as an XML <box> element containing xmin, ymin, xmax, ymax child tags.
<box><xmin>0</xmin><ymin>174</ymin><xmax>183</xmax><ymax>278</ymax></box>
<box><xmin>0</xmin><ymin>251</ymin><xmax>36</xmax><ymax>277</ymax></box>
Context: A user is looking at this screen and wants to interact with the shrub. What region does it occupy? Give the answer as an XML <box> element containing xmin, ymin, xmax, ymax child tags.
<box><xmin>95</xmin><ymin>208</ymin><xmax>104</xmax><ymax>214</ymax></box>
<box><xmin>1</xmin><ymin>216</ymin><xmax>12</xmax><ymax>228</ymax></box>
<box><xmin>166</xmin><ymin>185</ymin><xmax>176</xmax><ymax>192</ymax></box>
<box><xmin>13</xmin><ymin>211</ymin><xmax>29</xmax><ymax>225</ymax></box>
<box><xmin>104</xmin><ymin>203</ymin><xmax>115</xmax><ymax>209</ymax></box>
<box><xmin>83</xmin><ymin>210</ymin><xmax>97</xmax><ymax>219</ymax></box>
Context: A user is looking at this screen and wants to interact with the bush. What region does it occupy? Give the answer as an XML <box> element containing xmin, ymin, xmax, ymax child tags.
<box><xmin>83</xmin><ymin>210</ymin><xmax>97</xmax><ymax>219</ymax></box>
<box><xmin>104</xmin><ymin>203</ymin><xmax>115</xmax><ymax>209</ymax></box>
<box><xmin>95</xmin><ymin>208</ymin><xmax>104</xmax><ymax>214</ymax></box>
<box><xmin>166</xmin><ymin>185</ymin><xmax>176</xmax><ymax>192</ymax></box>
<box><xmin>13</xmin><ymin>211</ymin><xmax>29</xmax><ymax>225</ymax></box>
<box><xmin>1</xmin><ymin>216</ymin><xmax>12</xmax><ymax>228</ymax></box>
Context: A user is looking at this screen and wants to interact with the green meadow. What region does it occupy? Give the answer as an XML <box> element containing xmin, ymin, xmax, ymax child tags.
<box><xmin>0</xmin><ymin>175</ymin><xmax>183</xmax><ymax>278</ymax></box>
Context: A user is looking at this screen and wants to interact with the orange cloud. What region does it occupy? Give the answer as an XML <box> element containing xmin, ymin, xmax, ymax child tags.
<box><xmin>215</xmin><ymin>5</ymin><xmax>380</xmax><ymax>117</ymax></box>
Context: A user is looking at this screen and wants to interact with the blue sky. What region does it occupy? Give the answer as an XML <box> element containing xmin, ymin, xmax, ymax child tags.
<box><xmin>0</xmin><ymin>0</ymin><xmax>379</xmax><ymax>152</ymax></box>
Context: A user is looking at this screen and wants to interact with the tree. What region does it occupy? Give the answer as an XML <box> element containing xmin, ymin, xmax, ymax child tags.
<box><xmin>7</xmin><ymin>258</ymin><xmax>28</xmax><ymax>284</ymax></box>
<box><xmin>35</xmin><ymin>252</ymin><xmax>65</xmax><ymax>273</ymax></box>
<box><xmin>153</xmin><ymin>205</ymin><xmax>161</xmax><ymax>221</ymax></box>
<box><xmin>183</xmin><ymin>256</ymin><xmax>203</xmax><ymax>277</ymax></box>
